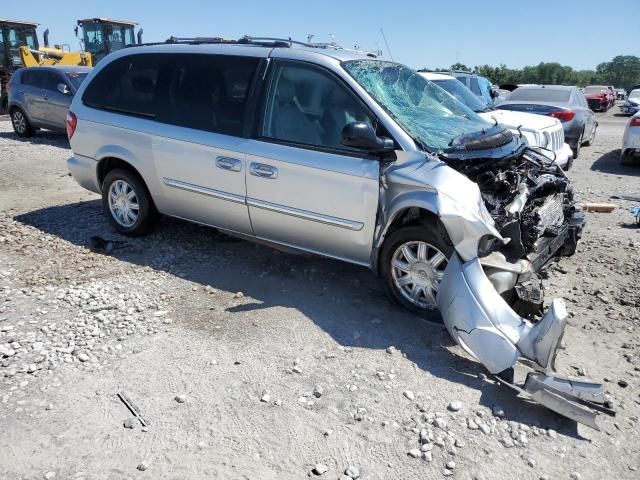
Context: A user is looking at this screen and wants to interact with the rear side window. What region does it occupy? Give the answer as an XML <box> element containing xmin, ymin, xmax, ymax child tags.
<box><xmin>82</xmin><ymin>53</ymin><xmax>259</xmax><ymax>136</ymax></box>
<box><xmin>157</xmin><ymin>54</ymin><xmax>259</xmax><ymax>136</ymax></box>
<box><xmin>21</xmin><ymin>70</ymin><xmax>45</xmax><ymax>88</ymax></box>
<box><xmin>82</xmin><ymin>54</ymin><xmax>164</xmax><ymax>118</ymax></box>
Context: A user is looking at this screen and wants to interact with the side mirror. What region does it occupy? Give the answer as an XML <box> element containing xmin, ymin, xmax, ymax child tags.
<box><xmin>341</xmin><ymin>122</ymin><xmax>394</xmax><ymax>155</ymax></box>
<box><xmin>57</xmin><ymin>83</ymin><xmax>71</xmax><ymax>95</ymax></box>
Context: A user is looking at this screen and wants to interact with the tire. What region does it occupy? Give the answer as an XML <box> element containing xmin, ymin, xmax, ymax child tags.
<box><xmin>380</xmin><ymin>222</ymin><xmax>453</xmax><ymax>315</ymax></box>
<box><xmin>564</xmin><ymin>156</ymin><xmax>574</xmax><ymax>171</ymax></box>
<box><xmin>571</xmin><ymin>130</ymin><xmax>583</xmax><ymax>159</ymax></box>
<box><xmin>10</xmin><ymin>107</ymin><xmax>34</xmax><ymax>137</ymax></box>
<box><xmin>102</xmin><ymin>169</ymin><xmax>157</xmax><ymax>236</ymax></box>
<box><xmin>583</xmin><ymin>123</ymin><xmax>596</xmax><ymax>147</ymax></box>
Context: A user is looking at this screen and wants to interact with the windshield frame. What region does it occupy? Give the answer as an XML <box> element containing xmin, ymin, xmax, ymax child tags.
<box><xmin>342</xmin><ymin>60</ymin><xmax>493</xmax><ymax>152</ymax></box>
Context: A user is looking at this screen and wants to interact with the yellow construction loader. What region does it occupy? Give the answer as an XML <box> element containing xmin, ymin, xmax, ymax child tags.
<box><xmin>76</xmin><ymin>18</ymin><xmax>142</xmax><ymax>65</ymax></box>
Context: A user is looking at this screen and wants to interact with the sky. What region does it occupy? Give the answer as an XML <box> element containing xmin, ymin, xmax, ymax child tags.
<box><xmin>4</xmin><ymin>0</ymin><xmax>639</xmax><ymax>71</ymax></box>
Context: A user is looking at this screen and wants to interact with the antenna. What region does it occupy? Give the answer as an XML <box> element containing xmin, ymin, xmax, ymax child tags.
<box><xmin>380</xmin><ymin>28</ymin><xmax>393</xmax><ymax>61</ymax></box>
<box><xmin>307</xmin><ymin>33</ymin><xmax>314</xmax><ymax>44</ymax></box>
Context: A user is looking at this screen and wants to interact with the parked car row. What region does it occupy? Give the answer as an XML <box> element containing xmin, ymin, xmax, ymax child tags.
<box><xmin>496</xmin><ymin>85</ymin><xmax>597</xmax><ymax>160</ymax></box>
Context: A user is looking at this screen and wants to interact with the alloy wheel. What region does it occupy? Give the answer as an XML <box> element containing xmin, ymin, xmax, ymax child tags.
<box><xmin>108</xmin><ymin>179</ymin><xmax>139</xmax><ymax>228</ymax></box>
<box><xmin>12</xmin><ymin>111</ymin><xmax>26</xmax><ymax>134</ymax></box>
<box><xmin>391</xmin><ymin>240</ymin><xmax>448</xmax><ymax>309</ymax></box>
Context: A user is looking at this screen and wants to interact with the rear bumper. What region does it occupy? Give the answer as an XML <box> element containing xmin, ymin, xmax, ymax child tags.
<box><xmin>67</xmin><ymin>154</ymin><xmax>100</xmax><ymax>194</ymax></box>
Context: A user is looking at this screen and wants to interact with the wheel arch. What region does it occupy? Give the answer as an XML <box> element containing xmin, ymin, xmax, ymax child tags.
<box><xmin>96</xmin><ymin>156</ymin><xmax>158</xmax><ymax>210</ymax></box>
<box><xmin>371</xmin><ymin>192</ymin><xmax>445</xmax><ymax>275</ymax></box>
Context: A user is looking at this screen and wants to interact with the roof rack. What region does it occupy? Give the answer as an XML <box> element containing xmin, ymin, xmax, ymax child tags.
<box><xmin>130</xmin><ymin>35</ymin><xmax>379</xmax><ymax>57</ymax></box>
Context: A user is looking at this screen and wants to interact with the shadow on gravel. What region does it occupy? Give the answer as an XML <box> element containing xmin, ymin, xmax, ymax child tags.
<box><xmin>15</xmin><ymin>200</ymin><xmax>583</xmax><ymax>438</ymax></box>
<box><xmin>591</xmin><ymin>149</ymin><xmax>640</xmax><ymax>176</ymax></box>
<box><xmin>0</xmin><ymin>130</ymin><xmax>69</xmax><ymax>148</ymax></box>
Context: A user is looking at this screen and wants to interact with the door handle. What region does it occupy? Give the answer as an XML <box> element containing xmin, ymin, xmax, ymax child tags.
<box><xmin>215</xmin><ymin>156</ymin><xmax>242</xmax><ymax>172</ymax></box>
<box><xmin>250</xmin><ymin>162</ymin><xmax>278</xmax><ymax>179</ymax></box>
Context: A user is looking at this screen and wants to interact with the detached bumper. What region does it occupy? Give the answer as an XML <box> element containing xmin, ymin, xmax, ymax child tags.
<box><xmin>67</xmin><ymin>155</ymin><xmax>100</xmax><ymax>194</ymax></box>
<box><xmin>438</xmin><ymin>253</ymin><xmax>612</xmax><ymax>428</ymax></box>
<box><xmin>438</xmin><ymin>253</ymin><xmax>566</xmax><ymax>374</ymax></box>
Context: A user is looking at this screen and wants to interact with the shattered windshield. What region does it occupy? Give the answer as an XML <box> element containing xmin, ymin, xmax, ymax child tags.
<box><xmin>343</xmin><ymin>60</ymin><xmax>491</xmax><ymax>151</ymax></box>
<box><xmin>431</xmin><ymin>78</ymin><xmax>490</xmax><ymax>113</ymax></box>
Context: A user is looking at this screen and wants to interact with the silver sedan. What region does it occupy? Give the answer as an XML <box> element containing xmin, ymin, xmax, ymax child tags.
<box><xmin>621</xmin><ymin>112</ymin><xmax>640</xmax><ymax>165</ymax></box>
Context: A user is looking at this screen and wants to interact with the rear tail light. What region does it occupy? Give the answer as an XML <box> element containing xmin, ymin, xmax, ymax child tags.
<box><xmin>66</xmin><ymin>111</ymin><xmax>77</xmax><ymax>139</ymax></box>
<box><xmin>631</xmin><ymin>117</ymin><xmax>640</xmax><ymax>127</ymax></box>
<box><xmin>547</xmin><ymin>110</ymin><xmax>576</xmax><ymax>122</ymax></box>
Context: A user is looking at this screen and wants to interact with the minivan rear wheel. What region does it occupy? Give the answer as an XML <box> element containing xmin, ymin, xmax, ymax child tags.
<box><xmin>10</xmin><ymin>108</ymin><xmax>34</xmax><ymax>137</ymax></box>
<box><xmin>380</xmin><ymin>223</ymin><xmax>453</xmax><ymax>315</ymax></box>
<box><xmin>102</xmin><ymin>169</ymin><xmax>157</xmax><ymax>236</ymax></box>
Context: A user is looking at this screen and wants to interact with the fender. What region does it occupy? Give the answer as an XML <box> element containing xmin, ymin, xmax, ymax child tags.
<box><xmin>371</xmin><ymin>152</ymin><xmax>504</xmax><ymax>273</ymax></box>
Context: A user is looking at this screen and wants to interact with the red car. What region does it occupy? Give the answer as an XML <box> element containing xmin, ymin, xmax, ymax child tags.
<box><xmin>583</xmin><ymin>85</ymin><xmax>613</xmax><ymax>111</ymax></box>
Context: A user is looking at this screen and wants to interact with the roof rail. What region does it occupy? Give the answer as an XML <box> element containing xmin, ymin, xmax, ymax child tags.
<box><xmin>129</xmin><ymin>35</ymin><xmax>379</xmax><ymax>57</ymax></box>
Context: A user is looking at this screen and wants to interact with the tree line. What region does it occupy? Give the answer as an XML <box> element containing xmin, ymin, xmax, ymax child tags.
<box><xmin>431</xmin><ymin>55</ymin><xmax>640</xmax><ymax>89</ymax></box>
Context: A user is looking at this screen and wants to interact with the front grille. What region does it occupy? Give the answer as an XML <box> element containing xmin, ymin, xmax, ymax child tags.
<box><xmin>542</xmin><ymin>124</ymin><xmax>565</xmax><ymax>154</ymax></box>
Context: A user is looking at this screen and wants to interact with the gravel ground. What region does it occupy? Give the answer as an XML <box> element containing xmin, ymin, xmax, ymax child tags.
<box><xmin>0</xmin><ymin>106</ymin><xmax>638</xmax><ymax>480</ymax></box>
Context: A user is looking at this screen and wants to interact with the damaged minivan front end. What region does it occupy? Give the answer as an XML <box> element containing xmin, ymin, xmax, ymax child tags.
<box><xmin>344</xmin><ymin>59</ymin><xmax>613</xmax><ymax>428</ymax></box>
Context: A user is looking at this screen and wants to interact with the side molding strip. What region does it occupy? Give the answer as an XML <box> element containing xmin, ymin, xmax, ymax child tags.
<box><xmin>247</xmin><ymin>197</ymin><xmax>364</xmax><ymax>231</ymax></box>
<box><xmin>162</xmin><ymin>178</ymin><xmax>245</xmax><ymax>205</ymax></box>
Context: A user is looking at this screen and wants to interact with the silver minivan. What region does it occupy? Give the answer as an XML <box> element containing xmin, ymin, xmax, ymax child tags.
<box><xmin>65</xmin><ymin>38</ymin><xmax>608</xmax><ymax>425</ymax></box>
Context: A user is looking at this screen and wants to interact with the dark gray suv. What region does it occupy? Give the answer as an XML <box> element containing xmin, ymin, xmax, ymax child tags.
<box><xmin>7</xmin><ymin>66</ymin><xmax>91</xmax><ymax>136</ymax></box>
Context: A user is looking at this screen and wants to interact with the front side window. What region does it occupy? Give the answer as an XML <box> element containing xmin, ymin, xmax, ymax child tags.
<box><xmin>262</xmin><ymin>63</ymin><xmax>374</xmax><ymax>151</ymax></box>
<box><xmin>124</xmin><ymin>27</ymin><xmax>135</xmax><ymax>47</ymax></box>
<box><xmin>343</xmin><ymin>60</ymin><xmax>490</xmax><ymax>151</ymax></box>
<box><xmin>108</xmin><ymin>25</ymin><xmax>125</xmax><ymax>51</ymax></box>
<box><xmin>83</xmin><ymin>23</ymin><xmax>106</xmax><ymax>54</ymax></box>
<box><xmin>24</xmin><ymin>30</ymin><xmax>37</xmax><ymax>50</ymax></box>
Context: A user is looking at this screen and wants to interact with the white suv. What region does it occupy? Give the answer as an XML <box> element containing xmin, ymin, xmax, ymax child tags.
<box><xmin>65</xmin><ymin>38</ymin><xmax>607</xmax><ymax>426</ymax></box>
<box><xmin>419</xmin><ymin>72</ymin><xmax>574</xmax><ymax>169</ymax></box>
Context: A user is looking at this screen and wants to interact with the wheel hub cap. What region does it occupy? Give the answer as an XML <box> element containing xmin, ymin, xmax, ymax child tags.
<box><xmin>108</xmin><ymin>180</ymin><xmax>139</xmax><ymax>228</ymax></box>
<box><xmin>391</xmin><ymin>241</ymin><xmax>448</xmax><ymax>309</ymax></box>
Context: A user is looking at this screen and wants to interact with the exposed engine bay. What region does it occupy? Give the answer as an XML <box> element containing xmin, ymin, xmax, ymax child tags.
<box><xmin>441</xmin><ymin>142</ymin><xmax>585</xmax><ymax>316</ymax></box>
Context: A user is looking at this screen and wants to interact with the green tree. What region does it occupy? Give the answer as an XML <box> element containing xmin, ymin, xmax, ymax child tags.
<box><xmin>596</xmin><ymin>55</ymin><xmax>640</xmax><ymax>89</ymax></box>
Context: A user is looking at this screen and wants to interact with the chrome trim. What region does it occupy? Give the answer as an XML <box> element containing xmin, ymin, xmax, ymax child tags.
<box><xmin>247</xmin><ymin>197</ymin><xmax>364</xmax><ymax>231</ymax></box>
<box><xmin>162</xmin><ymin>177</ymin><xmax>245</xmax><ymax>204</ymax></box>
<box><xmin>216</xmin><ymin>156</ymin><xmax>242</xmax><ymax>172</ymax></box>
<box><xmin>249</xmin><ymin>162</ymin><xmax>278</xmax><ymax>179</ymax></box>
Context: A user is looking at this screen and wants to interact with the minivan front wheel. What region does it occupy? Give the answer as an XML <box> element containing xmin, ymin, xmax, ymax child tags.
<box><xmin>11</xmin><ymin>108</ymin><xmax>34</xmax><ymax>137</ymax></box>
<box><xmin>102</xmin><ymin>169</ymin><xmax>157</xmax><ymax>236</ymax></box>
<box><xmin>381</xmin><ymin>224</ymin><xmax>453</xmax><ymax>314</ymax></box>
